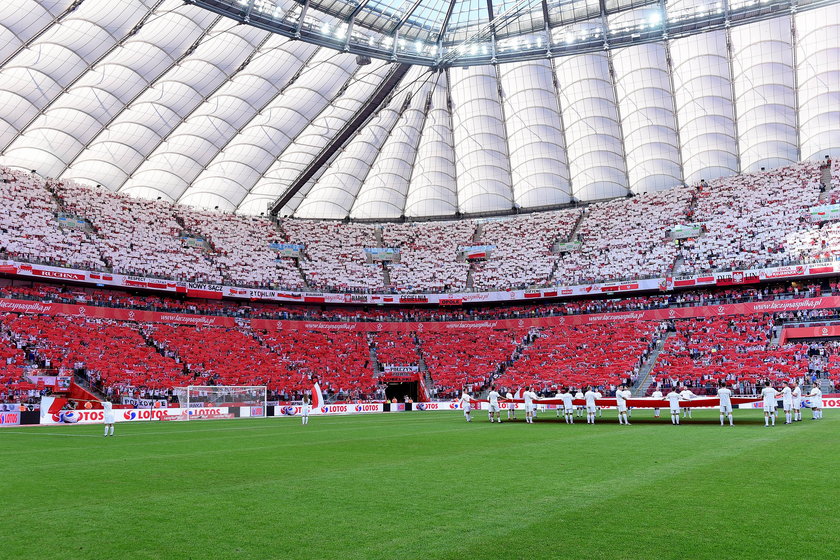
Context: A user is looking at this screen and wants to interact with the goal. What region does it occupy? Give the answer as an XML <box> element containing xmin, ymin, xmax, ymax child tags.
<box><xmin>172</xmin><ymin>386</ymin><xmax>267</xmax><ymax>419</ymax></box>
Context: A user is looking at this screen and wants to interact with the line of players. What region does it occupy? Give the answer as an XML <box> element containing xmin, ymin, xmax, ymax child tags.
<box><xmin>458</xmin><ymin>380</ymin><xmax>825</xmax><ymax>426</ymax></box>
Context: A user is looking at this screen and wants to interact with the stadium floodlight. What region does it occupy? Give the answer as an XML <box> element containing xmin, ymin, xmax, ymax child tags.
<box><xmin>172</xmin><ymin>386</ymin><xmax>267</xmax><ymax>420</ymax></box>
<box><xmin>649</xmin><ymin>11</ymin><xmax>663</xmax><ymax>26</ymax></box>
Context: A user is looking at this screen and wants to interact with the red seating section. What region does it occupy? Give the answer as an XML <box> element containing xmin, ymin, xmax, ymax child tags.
<box><xmin>495</xmin><ymin>323</ymin><xmax>657</xmax><ymax>392</ymax></box>
<box><xmin>373</xmin><ymin>332</ymin><xmax>420</xmax><ymax>368</ymax></box>
<box><xmin>418</xmin><ymin>329</ymin><xmax>527</xmax><ymax>396</ymax></box>
<box><xmin>651</xmin><ymin>315</ymin><xmax>815</xmax><ymax>393</ymax></box>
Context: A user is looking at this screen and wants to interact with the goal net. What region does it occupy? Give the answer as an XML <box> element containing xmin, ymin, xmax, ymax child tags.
<box><xmin>172</xmin><ymin>386</ymin><xmax>267</xmax><ymax>419</ymax></box>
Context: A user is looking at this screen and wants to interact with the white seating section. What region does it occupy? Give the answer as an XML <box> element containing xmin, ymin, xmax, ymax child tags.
<box><xmin>0</xmin><ymin>169</ymin><xmax>104</xmax><ymax>270</ymax></box>
<box><xmin>0</xmin><ymin>160</ymin><xmax>834</xmax><ymax>292</ymax></box>
<box><xmin>383</xmin><ymin>221</ymin><xmax>474</xmax><ymax>292</ymax></box>
<box><xmin>472</xmin><ymin>210</ymin><xmax>581</xmax><ymax>290</ymax></box>
<box><xmin>553</xmin><ymin>188</ymin><xmax>693</xmax><ymax>285</ymax></box>
<box><xmin>56</xmin><ymin>181</ymin><xmax>222</xmax><ymax>282</ymax></box>
<box><xmin>177</xmin><ymin>209</ymin><xmax>305</xmax><ymax>289</ymax></box>
<box><xmin>282</xmin><ymin>220</ymin><xmax>384</xmax><ymax>292</ymax></box>
<box><xmin>678</xmin><ymin>162</ymin><xmax>822</xmax><ymax>273</ymax></box>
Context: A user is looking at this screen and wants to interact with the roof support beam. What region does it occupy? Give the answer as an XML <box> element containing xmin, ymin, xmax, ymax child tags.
<box><xmin>789</xmin><ymin>4</ymin><xmax>802</xmax><ymax>162</ymax></box>
<box><xmin>270</xmin><ymin>63</ymin><xmax>412</xmax><ymax>215</ymax></box>
<box><xmin>294</xmin><ymin>0</ymin><xmax>311</xmax><ymax>38</ymax></box>
<box><xmin>390</xmin><ymin>0</ymin><xmax>426</xmax><ymax>35</ymax></box>
<box><xmin>345</xmin><ymin>0</ymin><xmax>374</xmax><ymax>49</ymax></box>
<box><xmin>436</xmin><ymin>0</ymin><xmax>458</xmax><ymax>56</ymax></box>
<box><xmin>723</xmin><ymin>1</ymin><xmax>742</xmax><ymax>174</ymax></box>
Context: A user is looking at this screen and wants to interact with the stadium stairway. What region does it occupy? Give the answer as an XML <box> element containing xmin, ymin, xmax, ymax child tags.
<box><xmin>381</xmin><ymin>262</ymin><xmax>391</xmax><ymax>289</ymax></box>
<box><xmin>465</xmin><ymin>264</ymin><xmax>475</xmax><ymax>290</ymax></box>
<box><xmin>45</xmin><ymin>180</ymin><xmax>113</xmax><ymax>269</ymax></box>
<box><xmin>769</xmin><ymin>325</ymin><xmax>783</xmax><ymax>346</ymax></box>
<box><xmin>293</xmin><ymin>258</ymin><xmax>310</xmax><ymax>288</ymax></box>
<box><xmin>632</xmin><ymin>330</ymin><xmax>675</xmax><ymax>396</ymax></box>
<box><xmin>488</xmin><ymin>330</ymin><xmax>539</xmax><ymax>388</ymax></box>
<box><xmin>471</xmin><ymin>223</ymin><xmax>483</xmax><ymax>243</ymax></box>
<box><xmin>413</xmin><ymin>338</ymin><xmax>435</xmax><ymax>400</ymax></box>
<box><xmin>368</xmin><ymin>335</ymin><xmax>382</xmax><ymax>378</ymax></box>
<box><xmin>548</xmin><ymin>210</ymin><xmax>586</xmax><ymax>282</ymax></box>
<box><xmin>72</xmin><ymin>372</ymin><xmax>107</xmax><ymax>401</ymax></box>
<box><xmin>821</xmin><ymin>165</ymin><xmax>832</xmax><ymax>194</ymax></box>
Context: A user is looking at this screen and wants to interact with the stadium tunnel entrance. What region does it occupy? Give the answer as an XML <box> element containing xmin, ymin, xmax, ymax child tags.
<box><xmin>385</xmin><ymin>381</ymin><xmax>418</xmax><ymax>403</ymax></box>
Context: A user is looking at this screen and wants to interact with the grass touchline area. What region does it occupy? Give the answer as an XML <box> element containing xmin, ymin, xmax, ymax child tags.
<box><xmin>2</xmin><ymin>410</ymin><xmax>838</xmax><ymax>559</ymax></box>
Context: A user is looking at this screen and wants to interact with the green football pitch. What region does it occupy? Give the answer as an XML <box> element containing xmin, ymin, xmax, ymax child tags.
<box><xmin>2</xmin><ymin>410</ymin><xmax>838</xmax><ymax>559</ymax></box>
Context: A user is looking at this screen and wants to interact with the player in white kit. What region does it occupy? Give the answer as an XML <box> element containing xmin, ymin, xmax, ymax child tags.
<box><xmin>459</xmin><ymin>389</ymin><xmax>473</xmax><ymax>422</ymax></box>
<box><xmin>584</xmin><ymin>386</ymin><xmax>598</xmax><ymax>424</ymax></box>
<box><xmin>680</xmin><ymin>387</ymin><xmax>696</xmax><ymax>418</ymax></box>
<box><xmin>560</xmin><ymin>388</ymin><xmax>575</xmax><ymax>424</ymax></box>
<box><xmin>792</xmin><ymin>381</ymin><xmax>802</xmax><ymax>422</ymax></box>
<box><xmin>555</xmin><ymin>388</ymin><xmax>564</xmax><ymax>418</ymax></box>
<box><xmin>594</xmin><ymin>388</ymin><xmax>603</xmax><ymax>418</ymax></box>
<box><xmin>717</xmin><ymin>381</ymin><xmax>733</xmax><ymax>426</ymax></box>
<box><xmin>665</xmin><ymin>388</ymin><xmax>682</xmax><ymax>424</ymax></box>
<box><xmin>575</xmin><ymin>389</ymin><xmax>585</xmax><ymax>417</ymax></box>
<box><xmin>301</xmin><ymin>395</ymin><xmax>311</xmax><ymax>425</ymax></box>
<box><xmin>651</xmin><ymin>389</ymin><xmax>663</xmax><ymax>418</ymax></box>
<box><xmin>807</xmin><ymin>383</ymin><xmax>823</xmax><ymax>420</ymax></box>
<box><xmin>780</xmin><ymin>382</ymin><xmax>793</xmax><ymax>424</ymax></box>
<box><xmin>506</xmin><ymin>391</ymin><xmax>516</xmax><ymax>420</ymax></box>
<box><xmin>101</xmin><ymin>400</ymin><xmax>115</xmax><ymax>436</ymax></box>
<box><xmin>523</xmin><ymin>386</ymin><xmax>538</xmax><ymax>424</ymax></box>
<box><xmin>487</xmin><ymin>385</ymin><xmax>502</xmax><ymax>423</ymax></box>
<box><xmin>615</xmin><ymin>384</ymin><xmax>631</xmax><ymax>425</ymax></box>
<box><xmin>761</xmin><ymin>381</ymin><xmax>780</xmax><ymax>427</ymax></box>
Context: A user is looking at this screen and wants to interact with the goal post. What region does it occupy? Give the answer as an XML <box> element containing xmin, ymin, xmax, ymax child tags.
<box><xmin>172</xmin><ymin>386</ymin><xmax>267</xmax><ymax>419</ymax></box>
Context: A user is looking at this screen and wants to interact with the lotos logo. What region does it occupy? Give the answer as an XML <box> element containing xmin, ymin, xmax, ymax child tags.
<box><xmin>0</xmin><ymin>412</ymin><xmax>20</xmax><ymax>424</ymax></box>
<box><xmin>355</xmin><ymin>404</ymin><xmax>379</xmax><ymax>412</ymax></box>
<box><xmin>188</xmin><ymin>408</ymin><xmax>223</xmax><ymax>417</ymax></box>
<box><xmin>280</xmin><ymin>406</ymin><xmax>298</xmax><ymax>416</ymax></box>
<box><xmin>449</xmin><ymin>402</ymin><xmax>459</xmax><ymax>409</ymax></box>
<box><xmin>124</xmin><ymin>409</ymin><xmax>171</xmax><ymax>421</ymax></box>
<box><xmin>418</xmin><ymin>403</ymin><xmax>441</xmax><ymax>410</ymax></box>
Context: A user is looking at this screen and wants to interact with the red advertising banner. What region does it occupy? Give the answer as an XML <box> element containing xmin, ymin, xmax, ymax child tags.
<box><xmin>32</xmin><ymin>269</ymin><xmax>86</xmax><ymax>281</ymax></box>
<box><xmin>781</xmin><ymin>325</ymin><xmax>840</xmax><ymax>342</ymax></box>
<box><xmin>251</xmin><ymin>296</ymin><xmax>840</xmax><ymax>333</ymax></box>
<box><xmin>1</xmin><ymin>295</ymin><xmax>838</xmax><ymax>333</ymax></box>
<box><xmin>0</xmin><ymin>298</ymin><xmax>236</xmax><ymax>327</ymax></box>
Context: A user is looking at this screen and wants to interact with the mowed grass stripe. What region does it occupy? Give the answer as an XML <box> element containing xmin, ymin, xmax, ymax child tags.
<box><xmin>1</xmin><ymin>410</ymin><xmax>837</xmax><ymax>559</ymax></box>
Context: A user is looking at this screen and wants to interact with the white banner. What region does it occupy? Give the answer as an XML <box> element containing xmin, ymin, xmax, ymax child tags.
<box><xmin>3</xmin><ymin>257</ymin><xmax>837</xmax><ymax>307</ymax></box>
<box><xmin>120</xmin><ymin>396</ymin><xmax>168</xmax><ymax>408</ymax></box>
<box><xmin>274</xmin><ymin>403</ymin><xmax>385</xmax><ymax>417</ymax></box>
<box><xmin>382</xmin><ymin>365</ymin><xmax>419</xmax><ymax>374</ymax></box>
<box><xmin>40</xmin><ymin>406</ymin><xmax>230</xmax><ymax>425</ymax></box>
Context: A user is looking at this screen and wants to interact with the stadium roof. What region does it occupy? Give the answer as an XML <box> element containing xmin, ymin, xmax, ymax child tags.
<box><xmin>191</xmin><ymin>0</ymin><xmax>834</xmax><ymax>67</ymax></box>
<box><xmin>0</xmin><ymin>0</ymin><xmax>838</xmax><ymax>219</ymax></box>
